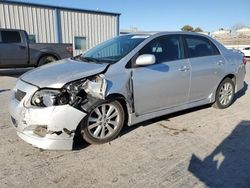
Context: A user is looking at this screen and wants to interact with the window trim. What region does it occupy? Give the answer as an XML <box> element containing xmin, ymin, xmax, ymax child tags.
<box><xmin>183</xmin><ymin>34</ymin><xmax>220</xmax><ymax>59</ymax></box>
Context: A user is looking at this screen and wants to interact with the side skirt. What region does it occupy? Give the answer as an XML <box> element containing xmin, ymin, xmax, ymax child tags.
<box><xmin>128</xmin><ymin>97</ymin><xmax>213</xmax><ymax>126</ymax></box>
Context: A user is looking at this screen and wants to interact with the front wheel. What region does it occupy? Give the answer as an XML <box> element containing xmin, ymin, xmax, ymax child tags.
<box><xmin>213</xmin><ymin>78</ymin><xmax>235</xmax><ymax>109</ymax></box>
<box><xmin>81</xmin><ymin>100</ymin><xmax>125</xmax><ymax>144</ymax></box>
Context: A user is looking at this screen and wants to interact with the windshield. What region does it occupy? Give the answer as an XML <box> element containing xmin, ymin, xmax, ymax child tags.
<box><xmin>80</xmin><ymin>35</ymin><xmax>149</xmax><ymax>64</ymax></box>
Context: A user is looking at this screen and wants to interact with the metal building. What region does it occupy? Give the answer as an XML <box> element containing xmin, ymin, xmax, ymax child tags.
<box><xmin>0</xmin><ymin>1</ymin><xmax>120</xmax><ymax>54</ymax></box>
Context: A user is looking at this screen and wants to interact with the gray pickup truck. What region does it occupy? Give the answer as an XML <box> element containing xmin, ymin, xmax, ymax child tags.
<box><xmin>0</xmin><ymin>29</ymin><xmax>72</xmax><ymax>68</ymax></box>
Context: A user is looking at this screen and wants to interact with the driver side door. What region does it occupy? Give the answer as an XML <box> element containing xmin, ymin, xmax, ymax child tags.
<box><xmin>132</xmin><ymin>35</ymin><xmax>191</xmax><ymax>116</ymax></box>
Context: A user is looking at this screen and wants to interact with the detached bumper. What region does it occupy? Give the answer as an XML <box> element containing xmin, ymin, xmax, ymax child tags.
<box><xmin>9</xmin><ymin>80</ymin><xmax>86</xmax><ymax>150</ymax></box>
<box><xmin>16</xmin><ymin>130</ymin><xmax>74</xmax><ymax>150</ymax></box>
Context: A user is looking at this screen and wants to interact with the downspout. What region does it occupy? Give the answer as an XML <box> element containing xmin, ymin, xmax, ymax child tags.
<box><xmin>116</xmin><ymin>15</ymin><xmax>120</xmax><ymax>36</ymax></box>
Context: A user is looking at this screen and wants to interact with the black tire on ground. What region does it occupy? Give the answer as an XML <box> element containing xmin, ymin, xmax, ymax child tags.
<box><xmin>212</xmin><ymin>78</ymin><xmax>235</xmax><ymax>109</ymax></box>
<box><xmin>38</xmin><ymin>55</ymin><xmax>57</xmax><ymax>66</ymax></box>
<box><xmin>81</xmin><ymin>100</ymin><xmax>125</xmax><ymax>144</ymax></box>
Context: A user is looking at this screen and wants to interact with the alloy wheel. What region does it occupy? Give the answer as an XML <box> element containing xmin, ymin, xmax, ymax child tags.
<box><xmin>87</xmin><ymin>103</ymin><xmax>120</xmax><ymax>139</ymax></box>
<box><xmin>219</xmin><ymin>82</ymin><xmax>234</xmax><ymax>106</ymax></box>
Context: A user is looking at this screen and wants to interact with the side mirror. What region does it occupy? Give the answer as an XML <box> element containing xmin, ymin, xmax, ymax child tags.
<box><xmin>135</xmin><ymin>54</ymin><xmax>156</xmax><ymax>66</ymax></box>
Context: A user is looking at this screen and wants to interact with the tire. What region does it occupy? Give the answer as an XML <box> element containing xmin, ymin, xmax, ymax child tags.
<box><xmin>38</xmin><ymin>55</ymin><xmax>57</xmax><ymax>66</ymax></box>
<box><xmin>212</xmin><ymin>78</ymin><xmax>235</xmax><ymax>109</ymax></box>
<box><xmin>81</xmin><ymin>100</ymin><xmax>125</xmax><ymax>144</ymax></box>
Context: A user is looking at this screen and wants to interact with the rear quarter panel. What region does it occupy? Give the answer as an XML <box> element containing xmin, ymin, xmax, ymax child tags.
<box><xmin>222</xmin><ymin>49</ymin><xmax>246</xmax><ymax>92</ymax></box>
<box><xmin>209</xmin><ymin>37</ymin><xmax>245</xmax><ymax>92</ymax></box>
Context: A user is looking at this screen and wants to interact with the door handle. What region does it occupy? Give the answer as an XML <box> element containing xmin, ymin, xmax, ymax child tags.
<box><xmin>178</xmin><ymin>66</ymin><xmax>190</xmax><ymax>72</ymax></box>
<box><xmin>217</xmin><ymin>60</ymin><xmax>225</xmax><ymax>65</ymax></box>
<box><xmin>19</xmin><ymin>46</ymin><xmax>26</xmax><ymax>49</ymax></box>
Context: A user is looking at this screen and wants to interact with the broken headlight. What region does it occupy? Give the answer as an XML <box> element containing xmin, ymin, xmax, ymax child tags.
<box><xmin>65</xmin><ymin>79</ymin><xmax>86</xmax><ymax>94</ymax></box>
<box><xmin>31</xmin><ymin>89</ymin><xmax>69</xmax><ymax>107</ymax></box>
<box><xmin>64</xmin><ymin>75</ymin><xmax>107</xmax><ymax>101</ymax></box>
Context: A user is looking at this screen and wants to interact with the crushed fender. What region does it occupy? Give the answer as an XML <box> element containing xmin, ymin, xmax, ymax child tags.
<box><xmin>82</xmin><ymin>74</ymin><xmax>107</xmax><ymax>99</ymax></box>
<box><xmin>65</xmin><ymin>74</ymin><xmax>108</xmax><ymax>112</ymax></box>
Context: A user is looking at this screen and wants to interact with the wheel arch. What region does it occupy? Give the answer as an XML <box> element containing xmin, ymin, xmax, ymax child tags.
<box><xmin>224</xmin><ymin>74</ymin><xmax>236</xmax><ymax>85</ymax></box>
<box><xmin>105</xmin><ymin>93</ymin><xmax>129</xmax><ymax>126</ymax></box>
<box><xmin>210</xmin><ymin>74</ymin><xmax>236</xmax><ymax>103</ymax></box>
<box><xmin>36</xmin><ymin>53</ymin><xmax>59</xmax><ymax>66</ymax></box>
<box><xmin>216</xmin><ymin>74</ymin><xmax>236</xmax><ymax>93</ymax></box>
<box><xmin>73</xmin><ymin>93</ymin><xmax>129</xmax><ymax>147</ymax></box>
<box><xmin>212</xmin><ymin>74</ymin><xmax>236</xmax><ymax>109</ymax></box>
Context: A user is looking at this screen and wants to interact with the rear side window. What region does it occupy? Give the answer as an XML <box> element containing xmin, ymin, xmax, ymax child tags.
<box><xmin>185</xmin><ymin>35</ymin><xmax>219</xmax><ymax>58</ymax></box>
<box><xmin>139</xmin><ymin>35</ymin><xmax>183</xmax><ymax>63</ymax></box>
<box><xmin>1</xmin><ymin>31</ymin><xmax>21</xmax><ymax>43</ymax></box>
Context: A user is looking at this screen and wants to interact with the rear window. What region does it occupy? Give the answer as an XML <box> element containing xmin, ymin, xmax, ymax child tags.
<box><xmin>1</xmin><ymin>31</ymin><xmax>21</xmax><ymax>43</ymax></box>
<box><xmin>185</xmin><ymin>35</ymin><xmax>219</xmax><ymax>58</ymax></box>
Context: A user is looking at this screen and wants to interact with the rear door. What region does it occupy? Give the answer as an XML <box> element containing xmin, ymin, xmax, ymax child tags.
<box><xmin>132</xmin><ymin>35</ymin><xmax>191</xmax><ymax>115</ymax></box>
<box><xmin>184</xmin><ymin>35</ymin><xmax>225</xmax><ymax>102</ymax></box>
<box><xmin>0</xmin><ymin>30</ymin><xmax>29</xmax><ymax>67</ymax></box>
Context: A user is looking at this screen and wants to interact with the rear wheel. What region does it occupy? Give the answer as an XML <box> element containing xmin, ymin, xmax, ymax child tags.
<box><xmin>81</xmin><ymin>100</ymin><xmax>125</xmax><ymax>144</ymax></box>
<box><xmin>38</xmin><ymin>55</ymin><xmax>57</xmax><ymax>66</ymax></box>
<box><xmin>213</xmin><ymin>78</ymin><xmax>235</xmax><ymax>109</ymax></box>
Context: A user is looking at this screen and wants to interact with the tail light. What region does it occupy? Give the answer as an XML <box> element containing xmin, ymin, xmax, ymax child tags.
<box><xmin>243</xmin><ymin>56</ymin><xmax>247</xmax><ymax>65</ymax></box>
<box><xmin>66</xmin><ymin>46</ymin><xmax>73</xmax><ymax>54</ymax></box>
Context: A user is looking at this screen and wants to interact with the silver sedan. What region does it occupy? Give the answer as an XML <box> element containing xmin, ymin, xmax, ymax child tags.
<box><xmin>9</xmin><ymin>32</ymin><xmax>246</xmax><ymax>150</ymax></box>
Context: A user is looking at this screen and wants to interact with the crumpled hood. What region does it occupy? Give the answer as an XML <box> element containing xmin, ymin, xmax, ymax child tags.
<box><xmin>20</xmin><ymin>58</ymin><xmax>109</xmax><ymax>88</ymax></box>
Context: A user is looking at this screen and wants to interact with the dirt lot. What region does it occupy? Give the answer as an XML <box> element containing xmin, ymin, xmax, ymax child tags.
<box><xmin>0</xmin><ymin>63</ymin><xmax>249</xmax><ymax>188</ymax></box>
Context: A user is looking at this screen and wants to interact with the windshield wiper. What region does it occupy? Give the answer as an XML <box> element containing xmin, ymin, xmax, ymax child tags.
<box><xmin>97</xmin><ymin>57</ymin><xmax>119</xmax><ymax>64</ymax></box>
<box><xmin>72</xmin><ymin>56</ymin><xmax>100</xmax><ymax>63</ymax></box>
<box><xmin>80</xmin><ymin>56</ymin><xmax>100</xmax><ymax>63</ymax></box>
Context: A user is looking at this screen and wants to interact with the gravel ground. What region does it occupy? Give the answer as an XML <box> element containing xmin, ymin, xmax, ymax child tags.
<box><xmin>0</xmin><ymin>63</ymin><xmax>249</xmax><ymax>188</ymax></box>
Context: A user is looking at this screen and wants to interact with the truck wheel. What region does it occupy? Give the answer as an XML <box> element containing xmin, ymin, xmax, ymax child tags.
<box><xmin>38</xmin><ymin>56</ymin><xmax>57</xmax><ymax>66</ymax></box>
<box><xmin>81</xmin><ymin>100</ymin><xmax>125</xmax><ymax>144</ymax></box>
<box><xmin>213</xmin><ymin>78</ymin><xmax>235</xmax><ymax>109</ymax></box>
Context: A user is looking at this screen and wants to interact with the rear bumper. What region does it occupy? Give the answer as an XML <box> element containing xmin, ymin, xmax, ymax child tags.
<box><xmin>235</xmin><ymin>64</ymin><xmax>246</xmax><ymax>93</ymax></box>
<box><xmin>9</xmin><ymin>79</ymin><xmax>86</xmax><ymax>150</ymax></box>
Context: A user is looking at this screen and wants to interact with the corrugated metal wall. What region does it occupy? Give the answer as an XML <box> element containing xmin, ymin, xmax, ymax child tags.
<box><xmin>0</xmin><ymin>2</ymin><xmax>118</xmax><ymax>49</ymax></box>
<box><xmin>0</xmin><ymin>3</ymin><xmax>56</xmax><ymax>43</ymax></box>
<box><xmin>60</xmin><ymin>10</ymin><xmax>117</xmax><ymax>49</ymax></box>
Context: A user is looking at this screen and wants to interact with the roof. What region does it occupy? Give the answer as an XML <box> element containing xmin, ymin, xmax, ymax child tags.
<box><xmin>2</xmin><ymin>0</ymin><xmax>121</xmax><ymax>16</ymax></box>
<box><xmin>121</xmin><ymin>31</ymin><xmax>211</xmax><ymax>37</ymax></box>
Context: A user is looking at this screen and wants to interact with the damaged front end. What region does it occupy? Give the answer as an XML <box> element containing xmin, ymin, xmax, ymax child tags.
<box><xmin>31</xmin><ymin>74</ymin><xmax>107</xmax><ymax>108</ymax></box>
<box><xmin>63</xmin><ymin>74</ymin><xmax>107</xmax><ymax>112</ymax></box>
<box><xmin>9</xmin><ymin>75</ymin><xmax>109</xmax><ymax>150</ymax></box>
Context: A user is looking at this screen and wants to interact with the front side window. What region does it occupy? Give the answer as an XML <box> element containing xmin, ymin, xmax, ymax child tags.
<box><xmin>139</xmin><ymin>35</ymin><xmax>183</xmax><ymax>63</ymax></box>
<box><xmin>1</xmin><ymin>31</ymin><xmax>21</xmax><ymax>43</ymax></box>
<box><xmin>185</xmin><ymin>35</ymin><xmax>219</xmax><ymax>58</ymax></box>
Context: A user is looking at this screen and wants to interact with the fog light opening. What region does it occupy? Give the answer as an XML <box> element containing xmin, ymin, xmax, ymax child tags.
<box><xmin>33</xmin><ymin>126</ymin><xmax>47</xmax><ymax>137</ymax></box>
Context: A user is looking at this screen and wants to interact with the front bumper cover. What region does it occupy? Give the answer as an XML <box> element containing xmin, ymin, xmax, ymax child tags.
<box><xmin>9</xmin><ymin>79</ymin><xmax>86</xmax><ymax>150</ymax></box>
